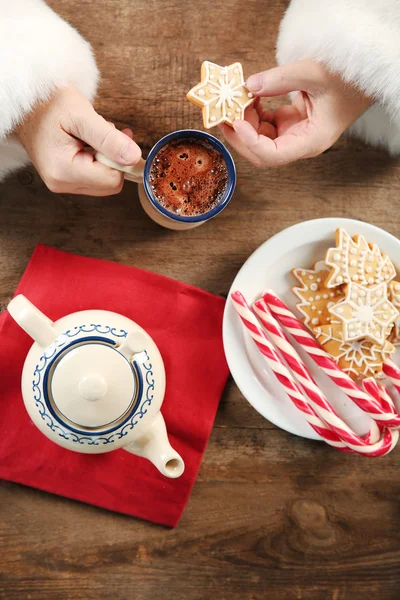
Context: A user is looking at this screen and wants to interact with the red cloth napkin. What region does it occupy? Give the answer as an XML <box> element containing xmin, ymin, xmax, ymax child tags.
<box><xmin>0</xmin><ymin>245</ymin><xmax>228</xmax><ymax>527</ymax></box>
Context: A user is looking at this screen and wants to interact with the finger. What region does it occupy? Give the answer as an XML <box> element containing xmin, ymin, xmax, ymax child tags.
<box><xmin>219</xmin><ymin>124</ymin><xmax>266</xmax><ymax>167</ymax></box>
<box><xmin>273</xmin><ymin>105</ymin><xmax>302</xmax><ymax>135</ymax></box>
<box><xmin>71</xmin><ymin>150</ymin><xmax>124</xmax><ymax>193</ymax></box>
<box><xmin>232</xmin><ymin>118</ymin><xmax>322</xmax><ymax>167</ymax></box>
<box><xmin>73</xmin><ymin>185</ymin><xmax>124</xmax><ymax>197</ymax></box>
<box><xmin>259</xmin><ymin>121</ymin><xmax>277</xmax><ymax>139</ymax></box>
<box><xmin>122</xmin><ymin>128</ymin><xmax>134</xmax><ymax>139</ymax></box>
<box><xmin>256</xmin><ymin>105</ymin><xmax>274</xmax><ymax>123</ymax></box>
<box><xmin>70</xmin><ymin>108</ymin><xmax>141</xmax><ymax>166</ymax></box>
<box><xmin>244</xmin><ymin>104</ymin><xmax>261</xmax><ymax>130</ymax></box>
<box><xmin>291</xmin><ymin>92</ymin><xmax>308</xmax><ymax>120</ymax></box>
<box><xmin>246</xmin><ymin>60</ymin><xmax>328</xmax><ymax>97</ymax></box>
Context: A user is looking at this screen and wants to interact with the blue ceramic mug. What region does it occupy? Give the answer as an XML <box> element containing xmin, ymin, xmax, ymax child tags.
<box><xmin>96</xmin><ymin>129</ymin><xmax>236</xmax><ymax>230</ymax></box>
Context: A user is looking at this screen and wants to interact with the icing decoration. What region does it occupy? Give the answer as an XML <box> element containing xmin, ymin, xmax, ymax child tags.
<box><xmin>314</xmin><ymin>323</ymin><xmax>395</xmax><ymax>380</ymax></box>
<box><xmin>329</xmin><ymin>282</ymin><xmax>398</xmax><ymax>345</ymax></box>
<box><xmin>187</xmin><ymin>61</ymin><xmax>256</xmax><ymax>129</ymax></box>
<box><xmin>292</xmin><ymin>264</ymin><xmax>344</xmax><ymax>330</ymax></box>
<box><xmin>324</xmin><ymin>229</ymin><xmax>396</xmax><ymax>289</ymax></box>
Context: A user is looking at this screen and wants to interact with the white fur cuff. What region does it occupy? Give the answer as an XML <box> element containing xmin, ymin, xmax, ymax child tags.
<box><xmin>276</xmin><ymin>0</ymin><xmax>400</xmax><ymax>154</ymax></box>
<box><xmin>0</xmin><ymin>0</ymin><xmax>99</xmax><ymax>140</ymax></box>
<box><xmin>0</xmin><ymin>0</ymin><xmax>99</xmax><ymax>180</ymax></box>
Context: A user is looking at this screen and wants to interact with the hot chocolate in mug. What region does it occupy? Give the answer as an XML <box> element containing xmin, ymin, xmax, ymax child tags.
<box><xmin>95</xmin><ymin>129</ymin><xmax>236</xmax><ymax>231</ymax></box>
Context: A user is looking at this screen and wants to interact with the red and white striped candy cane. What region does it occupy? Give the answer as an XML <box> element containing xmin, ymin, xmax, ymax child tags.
<box><xmin>379</xmin><ymin>384</ymin><xmax>397</xmax><ymax>415</ymax></box>
<box><xmin>253</xmin><ymin>298</ymin><xmax>396</xmax><ymax>456</ymax></box>
<box><xmin>361</xmin><ymin>379</ymin><xmax>399</xmax><ymax>449</ymax></box>
<box><xmin>383</xmin><ymin>360</ymin><xmax>400</xmax><ymax>396</ymax></box>
<box><xmin>231</xmin><ymin>291</ymin><xmax>350</xmax><ymax>451</ymax></box>
<box><xmin>363</xmin><ymin>379</ymin><xmax>396</xmax><ymax>417</ymax></box>
<box><xmin>263</xmin><ymin>290</ymin><xmax>400</xmax><ymax>430</ymax></box>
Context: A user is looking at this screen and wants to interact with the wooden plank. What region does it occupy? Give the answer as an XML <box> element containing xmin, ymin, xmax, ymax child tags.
<box><xmin>1</xmin><ymin>1</ymin><xmax>400</xmax><ymax>598</ymax></box>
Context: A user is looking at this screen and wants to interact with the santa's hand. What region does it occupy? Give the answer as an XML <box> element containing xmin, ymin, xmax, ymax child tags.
<box><xmin>17</xmin><ymin>86</ymin><xmax>141</xmax><ymax>196</ymax></box>
<box><xmin>220</xmin><ymin>60</ymin><xmax>372</xmax><ymax>167</ymax></box>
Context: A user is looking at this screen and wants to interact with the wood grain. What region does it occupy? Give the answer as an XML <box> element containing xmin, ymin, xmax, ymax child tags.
<box><xmin>1</xmin><ymin>1</ymin><xmax>400</xmax><ymax>599</ymax></box>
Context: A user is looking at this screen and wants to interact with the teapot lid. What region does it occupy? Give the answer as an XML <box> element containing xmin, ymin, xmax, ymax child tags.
<box><xmin>49</xmin><ymin>342</ymin><xmax>136</xmax><ymax>428</ymax></box>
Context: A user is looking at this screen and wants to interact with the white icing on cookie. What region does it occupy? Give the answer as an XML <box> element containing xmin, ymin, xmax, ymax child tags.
<box><xmin>325</xmin><ymin>229</ymin><xmax>397</xmax><ymax>289</ymax></box>
<box><xmin>292</xmin><ymin>266</ymin><xmax>344</xmax><ymax>331</ymax></box>
<box><xmin>330</xmin><ymin>282</ymin><xmax>399</xmax><ymax>345</ymax></box>
<box><xmin>187</xmin><ymin>61</ymin><xmax>256</xmax><ymax>128</ymax></box>
<box><xmin>314</xmin><ymin>323</ymin><xmax>395</xmax><ymax>379</ymax></box>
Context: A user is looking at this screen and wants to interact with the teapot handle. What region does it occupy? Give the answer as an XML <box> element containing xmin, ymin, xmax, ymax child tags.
<box><xmin>117</xmin><ymin>330</ymin><xmax>149</xmax><ymax>360</ymax></box>
<box><xmin>7</xmin><ymin>295</ymin><xmax>60</xmax><ymax>349</ymax></box>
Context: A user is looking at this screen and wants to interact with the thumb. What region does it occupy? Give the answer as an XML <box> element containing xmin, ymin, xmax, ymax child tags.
<box><xmin>72</xmin><ymin>108</ymin><xmax>142</xmax><ymax>166</ymax></box>
<box><xmin>246</xmin><ymin>60</ymin><xmax>327</xmax><ymax>97</ymax></box>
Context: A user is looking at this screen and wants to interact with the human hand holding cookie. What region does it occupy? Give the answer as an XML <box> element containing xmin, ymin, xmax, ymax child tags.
<box><xmin>219</xmin><ymin>60</ymin><xmax>372</xmax><ymax>168</ymax></box>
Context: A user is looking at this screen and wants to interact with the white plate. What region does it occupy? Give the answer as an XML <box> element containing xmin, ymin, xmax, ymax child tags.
<box><xmin>223</xmin><ymin>218</ymin><xmax>400</xmax><ymax>440</ymax></box>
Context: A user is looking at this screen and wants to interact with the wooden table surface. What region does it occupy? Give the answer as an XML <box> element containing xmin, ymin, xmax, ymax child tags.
<box><xmin>1</xmin><ymin>1</ymin><xmax>400</xmax><ymax>599</ymax></box>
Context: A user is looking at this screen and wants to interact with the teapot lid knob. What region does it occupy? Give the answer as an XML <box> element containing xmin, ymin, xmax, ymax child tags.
<box><xmin>78</xmin><ymin>374</ymin><xmax>108</xmax><ymax>402</ymax></box>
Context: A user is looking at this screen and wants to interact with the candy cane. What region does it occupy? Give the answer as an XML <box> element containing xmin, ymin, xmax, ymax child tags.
<box><xmin>253</xmin><ymin>298</ymin><xmax>396</xmax><ymax>456</ymax></box>
<box><xmin>361</xmin><ymin>379</ymin><xmax>399</xmax><ymax>449</ymax></box>
<box><xmin>231</xmin><ymin>291</ymin><xmax>349</xmax><ymax>450</ymax></box>
<box><xmin>263</xmin><ymin>290</ymin><xmax>400</xmax><ymax>430</ymax></box>
<box><xmin>363</xmin><ymin>378</ymin><xmax>396</xmax><ymax>417</ymax></box>
<box><xmin>379</xmin><ymin>384</ymin><xmax>397</xmax><ymax>416</ymax></box>
<box><xmin>383</xmin><ymin>359</ymin><xmax>400</xmax><ymax>396</ymax></box>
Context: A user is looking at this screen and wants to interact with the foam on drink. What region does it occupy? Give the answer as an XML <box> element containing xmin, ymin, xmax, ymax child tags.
<box><xmin>149</xmin><ymin>138</ymin><xmax>228</xmax><ymax>217</ymax></box>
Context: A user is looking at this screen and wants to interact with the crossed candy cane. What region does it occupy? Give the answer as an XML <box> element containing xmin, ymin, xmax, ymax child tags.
<box><xmin>232</xmin><ymin>291</ymin><xmax>399</xmax><ymax>456</ymax></box>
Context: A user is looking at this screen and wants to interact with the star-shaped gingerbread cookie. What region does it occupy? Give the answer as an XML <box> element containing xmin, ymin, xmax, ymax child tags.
<box><xmin>292</xmin><ymin>265</ymin><xmax>344</xmax><ymax>330</ymax></box>
<box><xmin>329</xmin><ymin>282</ymin><xmax>398</xmax><ymax>345</ymax></box>
<box><xmin>187</xmin><ymin>61</ymin><xmax>256</xmax><ymax>129</ymax></box>
<box><xmin>314</xmin><ymin>323</ymin><xmax>395</xmax><ymax>380</ymax></box>
<box><xmin>324</xmin><ymin>228</ymin><xmax>396</xmax><ymax>289</ymax></box>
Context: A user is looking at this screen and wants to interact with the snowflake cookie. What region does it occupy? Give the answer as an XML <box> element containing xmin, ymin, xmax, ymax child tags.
<box><xmin>187</xmin><ymin>61</ymin><xmax>256</xmax><ymax>129</ymax></box>
<box><xmin>324</xmin><ymin>228</ymin><xmax>396</xmax><ymax>289</ymax></box>
<box><xmin>329</xmin><ymin>282</ymin><xmax>399</xmax><ymax>346</ymax></box>
<box><xmin>292</xmin><ymin>265</ymin><xmax>344</xmax><ymax>330</ymax></box>
<box><xmin>314</xmin><ymin>323</ymin><xmax>395</xmax><ymax>380</ymax></box>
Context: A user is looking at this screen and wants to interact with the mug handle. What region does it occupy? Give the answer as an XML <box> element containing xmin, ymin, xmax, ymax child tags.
<box><xmin>94</xmin><ymin>151</ymin><xmax>146</xmax><ymax>184</ymax></box>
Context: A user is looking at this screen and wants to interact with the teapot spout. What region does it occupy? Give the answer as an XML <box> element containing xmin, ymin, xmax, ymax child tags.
<box><xmin>7</xmin><ymin>295</ymin><xmax>60</xmax><ymax>348</ymax></box>
<box><xmin>123</xmin><ymin>412</ymin><xmax>185</xmax><ymax>479</ymax></box>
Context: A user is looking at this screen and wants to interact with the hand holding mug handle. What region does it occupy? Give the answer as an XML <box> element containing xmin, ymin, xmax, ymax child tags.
<box><xmin>94</xmin><ymin>151</ymin><xmax>146</xmax><ymax>184</ymax></box>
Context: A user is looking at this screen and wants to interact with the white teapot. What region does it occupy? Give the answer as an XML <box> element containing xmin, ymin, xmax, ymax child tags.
<box><xmin>7</xmin><ymin>295</ymin><xmax>184</xmax><ymax>479</ymax></box>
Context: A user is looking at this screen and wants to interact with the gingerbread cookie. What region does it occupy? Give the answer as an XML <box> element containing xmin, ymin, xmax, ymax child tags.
<box><xmin>187</xmin><ymin>61</ymin><xmax>256</xmax><ymax>129</ymax></box>
<box><xmin>292</xmin><ymin>265</ymin><xmax>344</xmax><ymax>330</ymax></box>
<box><xmin>329</xmin><ymin>282</ymin><xmax>398</xmax><ymax>346</ymax></box>
<box><xmin>324</xmin><ymin>229</ymin><xmax>396</xmax><ymax>289</ymax></box>
<box><xmin>314</xmin><ymin>323</ymin><xmax>395</xmax><ymax>380</ymax></box>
